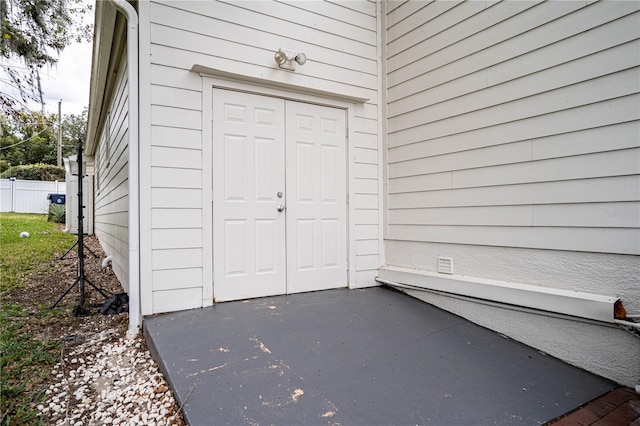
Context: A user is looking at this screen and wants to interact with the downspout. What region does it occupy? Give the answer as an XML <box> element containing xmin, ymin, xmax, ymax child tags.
<box><xmin>614</xmin><ymin>319</ymin><xmax>640</xmax><ymax>331</ymax></box>
<box><xmin>109</xmin><ymin>0</ymin><xmax>140</xmax><ymax>339</ymax></box>
<box><xmin>376</xmin><ymin>277</ymin><xmax>640</xmax><ymax>332</ymax></box>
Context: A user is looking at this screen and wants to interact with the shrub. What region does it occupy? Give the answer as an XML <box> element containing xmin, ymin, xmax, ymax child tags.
<box><xmin>0</xmin><ymin>163</ymin><xmax>65</xmax><ymax>181</ymax></box>
<box><xmin>48</xmin><ymin>204</ymin><xmax>66</xmax><ymax>223</ymax></box>
<box><xmin>0</xmin><ymin>159</ymin><xmax>9</xmax><ymax>173</ymax></box>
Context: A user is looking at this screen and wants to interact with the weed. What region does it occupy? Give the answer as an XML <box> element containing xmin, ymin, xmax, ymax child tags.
<box><xmin>0</xmin><ymin>214</ymin><xmax>73</xmax><ymax>425</ymax></box>
<box><xmin>1</xmin><ymin>302</ymin><xmax>59</xmax><ymax>425</ymax></box>
<box><xmin>47</xmin><ymin>204</ymin><xmax>66</xmax><ymax>224</ymax></box>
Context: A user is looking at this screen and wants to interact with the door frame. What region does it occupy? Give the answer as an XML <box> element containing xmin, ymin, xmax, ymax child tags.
<box><xmin>200</xmin><ymin>75</ymin><xmax>359</xmax><ymax>306</ymax></box>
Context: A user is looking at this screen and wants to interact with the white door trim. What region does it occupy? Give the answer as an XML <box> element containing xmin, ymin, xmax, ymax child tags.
<box><xmin>201</xmin><ymin>76</ymin><xmax>358</xmax><ymax>306</ymax></box>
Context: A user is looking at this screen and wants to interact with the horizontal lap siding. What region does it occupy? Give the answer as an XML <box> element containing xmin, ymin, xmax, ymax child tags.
<box><xmin>148</xmin><ymin>0</ymin><xmax>380</xmax><ymax>311</ymax></box>
<box><xmin>95</xmin><ymin>57</ymin><xmax>130</xmax><ymax>290</ymax></box>
<box><xmin>386</xmin><ymin>1</ymin><xmax>640</xmax><ymax>255</ymax></box>
<box><xmin>354</xmin><ymin>103</ymin><xmax>380</xmax><ymax>281</ymax></box>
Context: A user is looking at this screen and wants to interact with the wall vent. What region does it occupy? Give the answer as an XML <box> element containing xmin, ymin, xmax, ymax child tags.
<box><xmin>437</xmin><ymin>257</ymin><xmax>453</xmax><ymax>275</ymax></box>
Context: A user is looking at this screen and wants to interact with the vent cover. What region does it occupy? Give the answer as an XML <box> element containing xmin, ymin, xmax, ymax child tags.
<box><xmin>437</xmin><ymin>257</ymin><xmax>453</xmax><ymax>275</ymax></box>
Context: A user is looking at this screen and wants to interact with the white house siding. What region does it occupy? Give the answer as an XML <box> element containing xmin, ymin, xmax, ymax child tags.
<box><xmin>94</xmin><ymin>54</ymin><xmax>130</xmax><ymax>292</ymax></box>
<box><xmin>145</xmin><ymin>0</ymin><xmax>381</xmax><ymax>314</ymax></box>
<box><xmin>384</xmin><ymin>1</ymin><xmax>640</xmax><ymax>386</ymax></box>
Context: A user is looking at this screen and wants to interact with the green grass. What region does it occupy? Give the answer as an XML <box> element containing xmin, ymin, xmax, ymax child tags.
<box><xmin>0</xmin><ymin>213</ymin><xmax>75</xmax><ymax>292</ymax></box>
<box><xmin>0</xmin><ymin>213</ymin><xmax>76</xmax><ymax>425</ymax></box>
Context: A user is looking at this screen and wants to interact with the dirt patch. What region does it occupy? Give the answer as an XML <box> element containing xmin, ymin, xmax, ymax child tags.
<box><xmin>4</xmin><ymin>235</ymin><xmax>126</xmax><ymax>345</ymax></box>
<box><xmin>6</xmin><ymin>235</ymin><xmax>120</xmax><ymax>312</ymax></box>
<box><xmin>3</xmin><ymin>234</ymin><xmax>186</xmax><ymax>425</ymax></box>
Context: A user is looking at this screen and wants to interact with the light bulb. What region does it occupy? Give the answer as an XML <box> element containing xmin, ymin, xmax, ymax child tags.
<box><xmin>274</xmin><ymin>50</ymin><xmax>287</xmax><ymax>65</ymax></box>
<box><xmin>295</xmin><ymin>53</ymin><xmax>307</xmax><ymax>66</ymax></box>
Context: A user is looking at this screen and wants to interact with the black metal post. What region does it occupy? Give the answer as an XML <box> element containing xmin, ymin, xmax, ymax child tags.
<box><xmin>77</xmin><ymin>138</ymin><xmax>86</xmax><ymax>308</ymax></box>
<box><xmin>51</xmin><ymin>139</ymin><xmax>110</xmax><ymax>313</ymax></box>
<box><xmin>60</xmin><ymin>139</ymin><xmax>97</xmax><ymax>260</ymax></box>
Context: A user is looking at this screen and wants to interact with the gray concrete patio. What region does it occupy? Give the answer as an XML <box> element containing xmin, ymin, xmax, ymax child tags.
<box><xmin>144</xmin><ymin>286</ymin><xmax>615</xmax><ymax>425</ymax></box>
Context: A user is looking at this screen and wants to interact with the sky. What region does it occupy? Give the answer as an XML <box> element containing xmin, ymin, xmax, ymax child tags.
<box><xmin>34</xmin><ymin>40</ymin><xmax>94</xmax><ymax>117</ymax></box>
<box><xmin>1</xmin><ymin>1</ymin><xmax>94</xmax><ymax>118</ymax></box>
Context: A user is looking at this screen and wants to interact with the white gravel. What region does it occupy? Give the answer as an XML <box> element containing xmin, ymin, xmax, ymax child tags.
<box><xmin>39</xmin><ymin>328</ymin><xmax>184</xmax><ymax>425</ymax></box>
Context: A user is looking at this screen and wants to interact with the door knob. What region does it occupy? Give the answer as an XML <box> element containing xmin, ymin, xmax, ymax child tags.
<box><xmin>277</xmin><ymin>205</ymin><xmax>285</xmax><ymax>212</ymax></box>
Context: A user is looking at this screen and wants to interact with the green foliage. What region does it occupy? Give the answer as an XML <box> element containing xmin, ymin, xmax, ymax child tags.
<box><xmin>0</xmin><ymin>163</ymin><xmax>65</xmax><ymax>180</ymax></box>
<box><xmin>0</xmin><ymin>213</ymin><xmax>74</xmax><ymax>292</ymax></box>
<box><xmin>0</xmin><ymin>109</ymin><xmax>86</xmax><ymax>171</ymax></box>
<box><xmin>0</xmin><ymin>213</ymin><xmax>74</xmax><ymax>425</ymax></box>
<box><xmin>62</xmin><ymin>108</ymin><xmax>88</xmax><ymax>146</ymax></box>
<box><xmin>47</xmin><ymin>203</ymin><xmax>65</xmax><ymax>223</ymax></box>
<box><xmin>0</xmin><ymin>111</ymin><xmax>56</xmax><ymax>166</ymax></box>
<box><xmin>0</xmin><ymin>0</ymin><xmax>93</xmax><ymax>117</ymax></box>
<box><xmin>1</xmin><ymin>303</ymin><xmax>59</xmax><ymax>426</ymax></box>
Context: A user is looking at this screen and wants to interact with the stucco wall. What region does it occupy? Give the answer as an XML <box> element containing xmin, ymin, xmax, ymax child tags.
<box><xmin>385</xmin><ymin>240</ymin><xmax>640</xmax><ymax>386</ymax></box>
<box><xmin>386</xmin><ymin>241</ymin><xmax>640</xmax><ymax>314</ymax></box>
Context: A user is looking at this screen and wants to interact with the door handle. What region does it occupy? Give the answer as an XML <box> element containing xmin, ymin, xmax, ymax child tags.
<box><xmin>277</xmin><ymin>205</ymin><xmax>285</xmax><ymax>212</ymax></box>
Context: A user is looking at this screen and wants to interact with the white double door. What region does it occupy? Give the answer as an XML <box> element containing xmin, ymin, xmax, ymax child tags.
<box><xmin>213</xmin><ymin>89</ymin><xmax>347</xmax><ymax>301</ymax></box>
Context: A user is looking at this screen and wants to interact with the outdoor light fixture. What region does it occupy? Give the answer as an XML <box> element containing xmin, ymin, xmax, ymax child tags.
<box><xmin>274</xmin><ymin>49</ymin><xmax>307</xmax><ymax>70</ymax></box>
<box><xmin>68</xmin><ymin>155</ymin><xmax>87</xmax><ymax>177</ymax></box>
<box><xmin>294</xmin><ymin>52</ymin><xmax>306</xmax><ymax>65</ymax></box>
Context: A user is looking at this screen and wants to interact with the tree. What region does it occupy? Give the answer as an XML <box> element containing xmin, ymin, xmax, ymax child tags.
<box><xmin>0</xmin><ymin>0</ymin><xmax>92</xmax><ymax>118</ymax></box>
<box><xmin>62</xmin><ymin>107</ymin><xmax>87</xmax><ymax>148</ymax></box>
<box><xmin>0</xmin><ymin>114</ymin><xmax>18</xmax><ymax>170</ymax></box>
<box><xmin>0</xmin><ymin>108</ymin><xmax>84</xmax><ymax>172</ymax></box>
<box><xmin>0</xmin><ymin>110</ymin><xmax>55</xmax><ymax>168</ymax></box>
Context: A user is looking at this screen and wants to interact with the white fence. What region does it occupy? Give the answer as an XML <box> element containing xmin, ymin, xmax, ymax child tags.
<box><xmin>0</xmin><ymin>178</ymin><xmax>66</xmax><ymax>214</ymax></box>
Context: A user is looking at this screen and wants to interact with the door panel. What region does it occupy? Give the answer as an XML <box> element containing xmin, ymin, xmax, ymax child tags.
<box><xmin>213</xmin><ymin>90</ymin><xmax>347</xmax><ymax>301</ymax></box>
<box><xmin>213</xmin><ymin>90</ymin><xmax>286</xmax><ymax>301</ymax></box>
<box><xmin>285</xmin><ymin>101</ymin><xmax>347</xmax><ymax>293</ymax></box>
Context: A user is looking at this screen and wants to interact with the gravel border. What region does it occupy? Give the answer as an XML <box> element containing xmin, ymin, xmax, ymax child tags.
<box><xmin>39</xmin><ymin>328</ymin><xmax>185</xmax><ymax>425</ymax></box>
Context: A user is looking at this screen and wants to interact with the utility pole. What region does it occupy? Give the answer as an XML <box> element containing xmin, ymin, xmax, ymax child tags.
<box><xmin>57</xmin><ymin>100</ymin><xmax>62</xmax><ymax>167</ymax></box>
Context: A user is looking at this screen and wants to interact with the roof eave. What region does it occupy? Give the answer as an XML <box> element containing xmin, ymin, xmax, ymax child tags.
<box><xmin>85</xmin><ymin>1</ymin><xmax>117</xmax><ymax>155</ymax></box>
